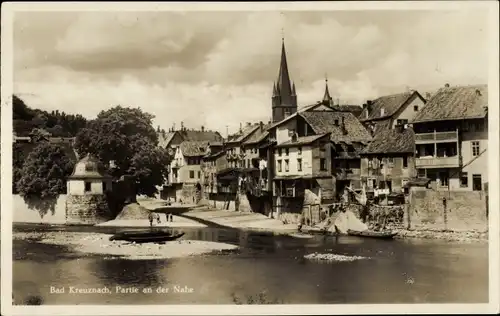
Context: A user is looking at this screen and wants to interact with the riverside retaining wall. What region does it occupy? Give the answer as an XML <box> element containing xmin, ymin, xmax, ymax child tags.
<box><xmin>407</xmin><ymin>188</ymin><xmax>488</xmax><ymax>232</ymax></box>
<box><xmin>13</xmin><ymin>194</ymin><xmax>67</xmax><ymax>224</ymax></box>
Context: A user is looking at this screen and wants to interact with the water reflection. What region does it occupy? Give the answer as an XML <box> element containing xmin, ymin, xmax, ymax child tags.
<box><xmin>13</xmin><ymin>224</ymin><xmax>489</xmax><ymax>305</ymax></box>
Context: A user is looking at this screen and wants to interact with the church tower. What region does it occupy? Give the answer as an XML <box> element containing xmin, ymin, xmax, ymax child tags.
<box><xmin>322</xmin><ymin>77</ymin><xmax>333</xmax><ymax>107</ymax></box>
<box><xmin>271</xmin><ymin>39</ymin><xmax>297</xmax><ymax>123</ymax></box>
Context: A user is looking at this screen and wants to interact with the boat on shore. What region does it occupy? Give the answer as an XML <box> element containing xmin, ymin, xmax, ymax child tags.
<box><xmin>109</xmin><ymin>230</ymin><xmax>185</xmax><ymax>243</ymax></box>
<box><xmin>347</xmin><ymin>229</ymin><xmax>397</xmax><ymax>239</ymax></box>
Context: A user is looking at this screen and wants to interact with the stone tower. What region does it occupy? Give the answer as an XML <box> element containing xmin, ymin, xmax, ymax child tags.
<box><xmin>65</xmin><ymin>153</ymin><xmax>113</xmax><ymax>225</ymax></box>
<box><xmin>271</xmin><ymin>39</ymin><xmax>297</xmax><ymax>123</ymax></box>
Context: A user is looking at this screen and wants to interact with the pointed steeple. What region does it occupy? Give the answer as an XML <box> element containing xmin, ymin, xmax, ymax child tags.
<box><xmin>323</xmin><ymin>76</ymin><xmax>332</xmax><ymax>104</ymax></box>
<box><xmin>276</xmin><ymin>39</ymin><xmax>293</xmax><ymax>106</ymax></box>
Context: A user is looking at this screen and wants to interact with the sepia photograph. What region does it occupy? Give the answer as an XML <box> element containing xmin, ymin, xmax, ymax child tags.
<box><xmin>1</xmin><ymin>1</ymin><xmax>499</xmax><ymax>315</ymax></box>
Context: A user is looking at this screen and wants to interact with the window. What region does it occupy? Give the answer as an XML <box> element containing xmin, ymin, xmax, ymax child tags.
<box><xmin>387</xmin><ymin>157</ymin><xmax>394</xmax><ymax>167</ymax></box>
<box><xmin>277</xmin><ymin>160</ymin><xmax>282</xmax><ymax>172</ymax></box>
<box><xmin>439</xmin><ymin>172</ymin><xmax>449</xmax><ymax>187</ymax></box>
<box><xmin>102</xmin><ymin>181</ymin><xmax>107</xmax><ymax>192</ymax></box>
<box><xmin>417</xmin><ymin>168</ymin><xmax>426</xmax><ymax>178</ymax></box>
<box><xmin>414</xmin><ymin>105</ymin><xmax>419</xmax><ymax>111</ymax></box>
<box><xmin>198</xmin><ymin>171</ymin><xmax>201</xmax><ymax>178</ymax></box>
<box><xmin>284</xmin><ymin>159</ymin><xmax>289</xmax><ymax>172</ymax></box>
<box><xmin>403</xmin><ymin>156</ymin><xmax>408</xmax><ymax>168</ymax></box>
<box><xmin>297</xmin><ymin>158</ymin><xmax>302</xmax><ymax>171</ymax></box>
<box><xmin>190</xmin><ymin>171</ymin><xmax>195</xmax><ymax>179</ymax></box>
<box><xmin>298</xmin><ymin>147</ymin><xmax>302</xmax><ymax>155</ymax></box>
<box><xmin>278</xmin><ymin>148</ymin><xmax>282</xmax><ymax>156</ymax></box>
<box><xmin>472</xmin><ymin>174</ymin><xmax>482</xmax><ymax>191</ymax></box>
<box><xmin>320</xmin><ymin>158</ymin><xmax>327</xmax><ymax>171</ymax></box>
<box><xmin>472</xmin><ymin>141</ymin><xmax>480</xmax><ymax>156</ymax></box>
<box><xmin>285</xmin><ymin>148</ymin><xmax>289</xmax><ymax>156</ymax></box>
<box><xmin>460</xmin><ymin>172</ymin><xmax>468</xmax><ymax>188</ymax></box>
<box><xmin>84</xmin><ymin>182</ymin><xmax>91</xmax><ymax>192</ymax></box>
<box><xmin>397</xmin><ymin>119</ymin><xmax>409</xmax><ymax>125</ymax></box>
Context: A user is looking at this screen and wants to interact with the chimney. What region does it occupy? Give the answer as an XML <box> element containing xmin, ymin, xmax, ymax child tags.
<box><xmin>445</xmin><ymin>83</ymin><xmax>450</xmax><ymax>88</ymax></box>
<box><xmin>239</xmin><ymin>122</ymin><xmax>242</xmax><ymax>133</ymax></box>
<box><xmin>246</xmin><ymin>122</ymin><xmax>251</xmax><ymax>127</ymax></box>
<box><xmin>380</xmin><ymin>108</ymin><xmax>385</xmax><ymax>117</ymax></box>
<box><xmin>425</xmin><ymin>92</ymin><xmax>431</xmax><ymax>100</ymax></box>
<box><xmin>201</xmin><ymin>126</ymin><xmax>205</xmax><ymax>132</ymax></box>
<box><xmin>180</xmin><ymin>121</ymin><xmax>185</xmax><ymax>131</ymax></box>
<box><xmin>341</xmin><ymin>116</ymin><xmax>348</xmax><ymax>135</ymax></box>
<box><xmin>259</xmin><ymin>121</ymin><xmax>264</xmax><ymax>131</ymax></box>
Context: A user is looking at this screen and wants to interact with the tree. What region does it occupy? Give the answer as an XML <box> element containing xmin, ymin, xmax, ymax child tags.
<box><xmin>74</xmin><ymin>106</ymin><xmax>171</xmax><ymax>197</ymax></box>
<box><xmin>16</xmin><ymin>142</ymin><xmax>75</xmax><ymax>198</ymax></box>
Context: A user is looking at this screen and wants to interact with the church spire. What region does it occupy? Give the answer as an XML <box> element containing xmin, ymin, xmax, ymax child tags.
<box><xmin>276</xmin><ymin>39</ymin><xmax>293</xmax><ymax>106</ymax></box>
<box><xmin>271</xmin><ymin>37</ymin><xmax>298</xmax><ymax>123</ymax></box>
<box><xmin>323</xmin><ymin>75</ymin><xmax>332</xmax><ymax>105</ymax></box>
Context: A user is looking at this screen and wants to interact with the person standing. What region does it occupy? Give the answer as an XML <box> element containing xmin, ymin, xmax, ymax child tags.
<box><xmin>148</xmin><ymin>212</ymin><xmax>154</xmax><ymax>228</ymax></box>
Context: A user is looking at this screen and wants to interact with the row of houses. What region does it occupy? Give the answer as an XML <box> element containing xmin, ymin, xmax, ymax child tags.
<box><xmin>159</xmin><ymin>40</ymin><xmax>488</xmax><ymax>217</ymax></box>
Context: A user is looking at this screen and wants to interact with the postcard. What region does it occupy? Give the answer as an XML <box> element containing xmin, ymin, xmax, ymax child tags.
<box><xmin>1</xmin><ymin>1</ymin><xmax>499</xmax><ymax>315</ymax></box>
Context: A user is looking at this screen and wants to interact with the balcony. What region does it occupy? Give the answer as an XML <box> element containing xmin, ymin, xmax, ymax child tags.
<box><xmin>415</xmin><ymin>130</ymin><xmax>458</xmax><ymax>144</ymax></box>
<box><xmin>171</xmin><ymin>160</ymin><xmax>181</xmax><ymax>169</ymax></box>
<box><xmin>333</xmin><ymin>152</ymin><xmax>359</xmax><ymax>159</ymax></box>
<box><xmin>415</xmin><ymin>156</ymin><xmax>460</xmax><ymax>169</ymax></box>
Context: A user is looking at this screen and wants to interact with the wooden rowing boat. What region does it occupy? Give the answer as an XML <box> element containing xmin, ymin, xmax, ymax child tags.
<box><xmin>347</xmin><ymin>229</ymin><xmax>397</xmax><ymax>239</ymax></box>
<box><xmin>109</xmin><ymin>231</ymin><xmax>185</xmax><ymax>243</ymax></box>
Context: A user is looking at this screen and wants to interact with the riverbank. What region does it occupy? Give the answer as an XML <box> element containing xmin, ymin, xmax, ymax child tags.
<box><xmin>14</xmin><ymin>231</ymin><xmax>238</xmax><ymax>260</ymax></box>
<box><xmin>395</xmin><ymin>229</ymin><xmax>488</xmax><ymax>243</ymax></box>
<box><xmin>184</xmin><ymin>207</ymin><xmax>298</xmax><ymax>234</ymax></box>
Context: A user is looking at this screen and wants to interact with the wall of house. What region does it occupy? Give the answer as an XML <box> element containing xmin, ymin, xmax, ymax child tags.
<box><xmin>13</xmin><ymin>194</ymin><xmax>68</xmax><ymax>224</ymax></box>
<box><xmin>276</xmin><ymin>120</ymin><xmax>297</xmax><ymax>144</ymax></box>
<box><xmin>407</xmin><ymin>187</ymin><xmax>488</xmax><ymax>232</ymax></box>
<box><xmin>461</xmin><ymin>130</ymin><xmax>488</xmax><ymax>190</ymax></box>
<box><xmin>360</xmin><ymin>155</ymin><xmax>415</xmax><ymax>192</ymax></box>
<box><xmin>391</xmin><ymin>95</ymin><xmax>426</xmax><ymax>128</ymax></box>
<box><xmin>311</xmin><ymin>142</ymin><xmax>331</xmax><ymax>176</ymax></box>
<box><xmin>67</xmin><ymin>179</ymin><xmax>112</xmax><ymax>195</ymax></box>
<box><xmin>274</xmin><ymin>145</ymin><xmax>313</xmax><ymax>177</ymax></box>
<box><xmin>179</xmin><ymin>162</ymin><xmax>203</xmax><ymax>184</ymax></box>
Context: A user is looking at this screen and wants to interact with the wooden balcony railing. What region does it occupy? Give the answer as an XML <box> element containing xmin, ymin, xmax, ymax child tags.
<box><xmin>415</xmin><ymin>156</ymin><xmax>460</xmax><ymax>168</ymax></box>
<box><xmin>415</xmin><ymin>130</ymin><xmax>458</xmax><ymax>143</ymax></box>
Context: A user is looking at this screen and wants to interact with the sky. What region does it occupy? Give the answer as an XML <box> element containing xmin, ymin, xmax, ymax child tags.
<box><xmin>13</xmin><ymin>9</ymin><xmax>490</xmax><ymax>136</ymax></box>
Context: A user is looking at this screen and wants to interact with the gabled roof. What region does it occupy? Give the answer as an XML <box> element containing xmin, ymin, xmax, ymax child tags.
<box><xmin>179</xmin><ymin>130</ymin><xmax>223</xmax><ymax>142</ymax></box>
<box><xmin>300</xmin><ymin>111</ymin><xmax>372</xmax><ymax>143</ymax></box>
<box><xmin>360</xmin><ymin>91</ymin><xmax>423</xmax><ymax>122</ymax></box>
<box><xmin>268</xmin><ymin>102</ymin><xmax>335</xmax><ymax>130</ymax></box>
<box><xmin>276</xmin><ymin>133</ymin><xmax>329</xmax><ymax>148</ymax></box>
<box><xmin>362</xmin><ymin>127</ymin><xmax>415</xmax><ymax>154</ymax></box>
<box><xmin>411</xmin><ymin>84</ymin><xmax>488</xmax><ymax>123</ymax></box>
<box><xmin>226</xmin><ymin>124</ymin><xmax>260</xmax><ymax>144</ymax></box>
<box><xmin>180</xmin><ymin>141</ymin><xmax>212</xmax><ymax>157</ymax></box>
<box><xmin>158</xmin><ymin>132</ymin><xmax>176</xmax><ymax>148</ymax></box>
<box><xmin>335</xmin><ymin>105</ymin><xmax>363</xmax><ymax>117</ymax></box>
<box><xmin>242</xmin><ymin>122</ymin><xmax>273</xmax><ymax>146</ymax></box>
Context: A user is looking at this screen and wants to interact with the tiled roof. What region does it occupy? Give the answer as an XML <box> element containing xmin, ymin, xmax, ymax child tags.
<box><xmin>180</xmin><ymin>141</ymin><xmax>211</xmax><ymax>157</ymax></box>
<box><xmin>299</xmin><ymin>111</ymin><xmax>372</xmax><ymax>143</ymax></box>
<box><xmin>276</xmin><ymin>133</ymin><xmax>329</xmax><ymax>148</ymax></box>
<box><xmin>268</xmin><ymin>102</ymin><xmax>335</xmax><ymax>130</ymax></box>
<box><xmin>359</xmin><ymin>91</ymin><xmax>415</xmax><ymax>121</ymax></box>
<box><xmin>362</xmin><ymin>127</ymin><xmax>415</xmax><ymax>154</ymax></box>
<box><xmin>180</xmin><ymin>130</ymin><xmax>223</xmax><ymax>142</ymax></box>
<box><xmin>242</xmin><ymin>123</ymin><xmax>273</xmax><ymax>146</ymax></box>
<box><xmin>226</xmin><ymin>124</ymin><xmax>260</xmax><ymax>144</ymax></box>
<box><xmin>158</xmin><ymin>132</ymin><xmax>176</xmax><ymax>148</ymax></box>
<box><xmin>411</xmin><ymin>84</ymin><xmax>488</xmax><ymax>123</ymax></box>
<box><xmin>335</xmin><ymin>105</ymin><xmax>363</xmax><ymax>117</ymax></box>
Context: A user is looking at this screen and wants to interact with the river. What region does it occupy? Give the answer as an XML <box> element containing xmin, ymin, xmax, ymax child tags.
<box><xmin>13</xmin><ymin>224</ymin><xmax>488</xmax><ymax>305</ymax></box>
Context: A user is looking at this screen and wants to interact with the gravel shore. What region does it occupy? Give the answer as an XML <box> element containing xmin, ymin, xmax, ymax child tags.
<box><xmin>14</xmin><ymin>231</ymin><xmax>238</xmax><ymax>260</ymax></box>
